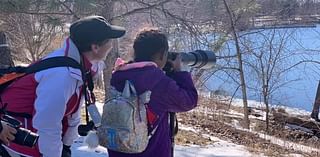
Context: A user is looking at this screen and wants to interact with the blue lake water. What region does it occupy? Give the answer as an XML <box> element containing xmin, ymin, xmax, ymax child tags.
<box><xmin>204</xmin><ymin>25</ymin><xmax>320</xmax><ymax>112</ymax></box>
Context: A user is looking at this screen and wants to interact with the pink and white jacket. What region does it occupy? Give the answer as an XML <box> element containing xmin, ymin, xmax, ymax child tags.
<box><xmin>0</xmin><ymin>38</ymin><xmax>92</xmax><ymax>157</ymax></box>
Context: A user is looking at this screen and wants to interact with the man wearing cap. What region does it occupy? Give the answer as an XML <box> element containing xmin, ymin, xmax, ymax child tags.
<box><xmin>0</xmin><ymin>16</ymin><xmax>125</xmax><ymax>157</ymax></box>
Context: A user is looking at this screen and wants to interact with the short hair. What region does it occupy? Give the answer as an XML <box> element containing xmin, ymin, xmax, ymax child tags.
<box><xmin>133</xmin><ymin>29</ymin><xmax>169</xmax><ymax>61</ymax></box>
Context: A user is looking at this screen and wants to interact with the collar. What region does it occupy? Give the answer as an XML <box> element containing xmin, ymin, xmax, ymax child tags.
<box><xmin>63</xmin><ymin>38</ymin><xmax>93</xmax><ymax>72</ymax></box>
<box><xmin>113</xmin><ymin>58</ymin><xmax>157</xmax><ymax>72</ymax></box>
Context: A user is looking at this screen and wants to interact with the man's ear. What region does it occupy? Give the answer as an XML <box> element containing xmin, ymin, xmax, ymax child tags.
<box><xmin>91</xmin><ymin>44</ymin><xmax>99</xmax><ymax>53</ymax></box>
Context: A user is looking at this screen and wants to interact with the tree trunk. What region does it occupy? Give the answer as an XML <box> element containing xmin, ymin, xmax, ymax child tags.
<box><xmin>223</xmin><ymin>0</ymin><xmax>250</xmax><ymax>129</ymax></box>
<box><xmin>101</xmin><ymin>1</ymin><xmax>119</xmax><ymax>101</ymax></box>
<box><xmin>266</xmin><ymin>101</ymin><xmax>270</xmax><ymax>131</ymax></box>
<box><xmin>311</xmin><ymin>80</ymin><xmax>320</xmax><ymax>118</ymax></box>
<box><xmin>262</xmin><ymin>85</ymin><xmax>270</xmax><ymax>131</ymax></box>
<box><xmin>0</xmin><ymin>32</ymin><xmax>14</xmax><ymax>68</ymax></box>
<box><xmin>103</xmin><ymin>39</ymin><xmax>119</xmax><ymax>100</ymax></box>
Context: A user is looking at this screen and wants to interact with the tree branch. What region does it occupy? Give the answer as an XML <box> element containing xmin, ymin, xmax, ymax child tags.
<box><xmin>110</xmin><ymin>0</ymin><xmax>171</xmax><ymax>21</ymax></box>
<box><xmin>57</xmin><ymin>0</ymin><xmax>79</xmax><ymax>19</ymax></box>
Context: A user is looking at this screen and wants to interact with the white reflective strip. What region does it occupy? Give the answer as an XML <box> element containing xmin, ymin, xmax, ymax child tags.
<box><xmin>148</xmin><ymin>125</ymin><xmax>159</xmax><ymax>139</ymax></box>
<box><xmin>2</xmin><ymin>145</ymin><xmax>33</xmax><ymax>157</ymax></box>
<box><xmin>24</xmin><ymin>118</ymin><xmax>28</xmax><ymax>128</ymax></box>
<box><xmin>0</xmin><ymin>44</ymin><xmax>9</xmax><ymax>47</ymax></box>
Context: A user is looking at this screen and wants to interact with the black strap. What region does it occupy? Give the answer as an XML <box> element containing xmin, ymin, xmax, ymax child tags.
<box><xmin>0</xmin><ymin>56</ymin><xmax>81</xmax><ymax>76</ymax></box>
<box><xmin>6</xmin><ymin>111</ymin><xmax>32</xmax><ymax>119</ymax></box>
<box><xmin>165</xmin><ymin>71</ymin><xmax>178</xmax><ymax>157</ymax></box>
<box><xmin>84</xmin><ymin>73</ymin><xmax>95</xmax><ymax>125</ymax></box>
<box><xmin>169</xmin><ymin>112</ymin><xmax>178</xmax><ymax>157</ymax></box>
<box><xmin>0</xmin><ymin>66</ymin><xmax>26</xmax><ymax>76</ymax></box>
<box><xmin>79</xmin><ymin>55</ymin><xmax>95</xmax><ymax>125</ymax></box>
<box><xmin>0</xmin><ymin>56</ymin><xmax>82</xmax><ymax>119</ymax></box>
<box><xmin>25</xmin><ymin>56</ymin><xmax>81</xmax><ymax>74</ymax></box>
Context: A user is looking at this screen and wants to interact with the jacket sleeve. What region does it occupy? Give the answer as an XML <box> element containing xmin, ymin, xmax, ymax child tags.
<box><xmin>152</xmin><ymin>71</ymin><xmax>198</xmax><ymax>112</ymax></box>
<box><xmin>33</xmin><ymin>68</ymin><xmax>78</xmax><ymax>157</ymax></box>
<box><xmin>62</xmin><ymin>98</ymin><xmax>83</xmax><ymax>146</ymax></box>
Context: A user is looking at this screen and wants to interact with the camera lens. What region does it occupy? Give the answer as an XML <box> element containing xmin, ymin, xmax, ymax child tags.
<box><xmin>1</xmin><ymin>115</ymin><xmax>39</xmax><ymax>147</ymax></box>
<box><xmin>24</xmin><ymin>130</ymin><xmax>39</xmax><ymax>147</ymax></box>
<box><xmin>181</xmin><ymin>50</ymin><xmax>216</xmax><ymax>69</ymax></box>
<box><xmin>168</xmin><ymin>50</ymin><xmax>216</xmax><ymax>69</ymax></box>
<box><xmin>14</xmin><ymin>128</ymin><xmax>39</xmax><ymax>148</ymax></box>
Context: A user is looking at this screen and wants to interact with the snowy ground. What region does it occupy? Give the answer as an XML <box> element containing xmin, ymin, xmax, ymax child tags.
<box><xmin>71</xmin><ymin>97</ymin><xmax>319</xmax><ymax>157</ymax></box>
<box><xmin>73</xmin><ymin>101</ymin><xmax>260</xmax><ymax>157</ymax></box>
<box><xmin>71</xmin><ymin>136</ymin><xmax>258</xmax><ymax>157</ymax></box>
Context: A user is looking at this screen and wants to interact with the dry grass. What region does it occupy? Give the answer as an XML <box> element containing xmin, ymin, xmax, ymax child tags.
<box><xmin>175</xmin><ymin>130</ymin><xmax>216</xmax><ymax>146</ymax></box>
<box><xmin>177</xmin><ymin>96</ymin><xmax>319</xmax><ymax>156</ymax></box>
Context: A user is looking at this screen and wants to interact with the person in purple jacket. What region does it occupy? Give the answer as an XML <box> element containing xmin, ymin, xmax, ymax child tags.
<box><xmin>108</xmin><ymin>28</ymin><xmax>198</xmax><ymax>157</ymax></box>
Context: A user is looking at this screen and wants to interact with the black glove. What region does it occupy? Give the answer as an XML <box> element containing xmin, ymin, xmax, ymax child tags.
<box><xmin>61</xmin><ymin>145</ymin><xmax>71</xmax><ymax>157</ymax></box>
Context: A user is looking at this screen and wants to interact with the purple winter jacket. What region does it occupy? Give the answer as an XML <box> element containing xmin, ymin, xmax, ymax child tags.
<box><xmin>108</xmin><ymin>64</ymin><xmax>198</xmax><ymax>157</ymax></box>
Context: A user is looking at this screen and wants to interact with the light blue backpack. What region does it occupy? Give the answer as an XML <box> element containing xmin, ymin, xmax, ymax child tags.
<box><xmin>97</xmin><ymin>80</ymin><xmax>152</xmax><ymax>153</ymax></box>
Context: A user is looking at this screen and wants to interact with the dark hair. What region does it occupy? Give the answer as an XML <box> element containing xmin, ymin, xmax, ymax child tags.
<box><xmin>75</xmin><ymin>39</ymin><xmax>109</xmax><ymax>53</ymax></box>
<box><xmin>133</xmin><ymin>29</ymin><xmax>169</xmax><ymax>62</ymax></box>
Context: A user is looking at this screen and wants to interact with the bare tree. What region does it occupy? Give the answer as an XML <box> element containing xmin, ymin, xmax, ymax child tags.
<box><xmin>222</xmin><ymin>0</ymin><xmax>253</xmax><ymax>129</ymax></box>
<box><xmin>240</xmin><ymin>29</ymin><xmax>299</xmax><ymax>131</ymax></box>
<box><xmin>1</xmin><ymin>14</ymin><xmax>64</xmax><ymax>63</ymax></box>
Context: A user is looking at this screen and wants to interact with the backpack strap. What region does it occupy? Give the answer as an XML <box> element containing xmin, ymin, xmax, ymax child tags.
<box><xmin>25</xmin><ymin>56</ymin><xmax>81</xmax><ymax>74</ymax></box>
<box><xmin>0</xmin><ymin>56</ymin><xmax>81</xmax><ymax>86</ymax></box>
<box><xmin>0</xmin><ymin>56</ymin><xmax>82</xmax><ymax>118</ymax></box>
<box><xmin>0</xmin><ymin>56</ymin><xmax>81</xmax><ymax>75</ymax></box>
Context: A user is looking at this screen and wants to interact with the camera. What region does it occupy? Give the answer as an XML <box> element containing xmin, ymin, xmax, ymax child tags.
<box><xmin>1</xmin><ymin>115</ymin><xmax>39</xmax><ymax>147</ymax></box>
<box><xmin>78</xmin><ymin>120</ymin><xmax>95</xmax><ymax>136</ymax></box>
<box><xmin>167</xmin><ymin>50</ymin><xmax>216</xmax><ymax>69</ymax></box>
<box><xmin>163</xmin><ymin>50</ymin><xmax>217</xmax><ymax>74</ymax></box>
<box><xmin>78</xmin><ymin>104</ymin><xmax>101</xmax><ymax>136</ymax></box>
